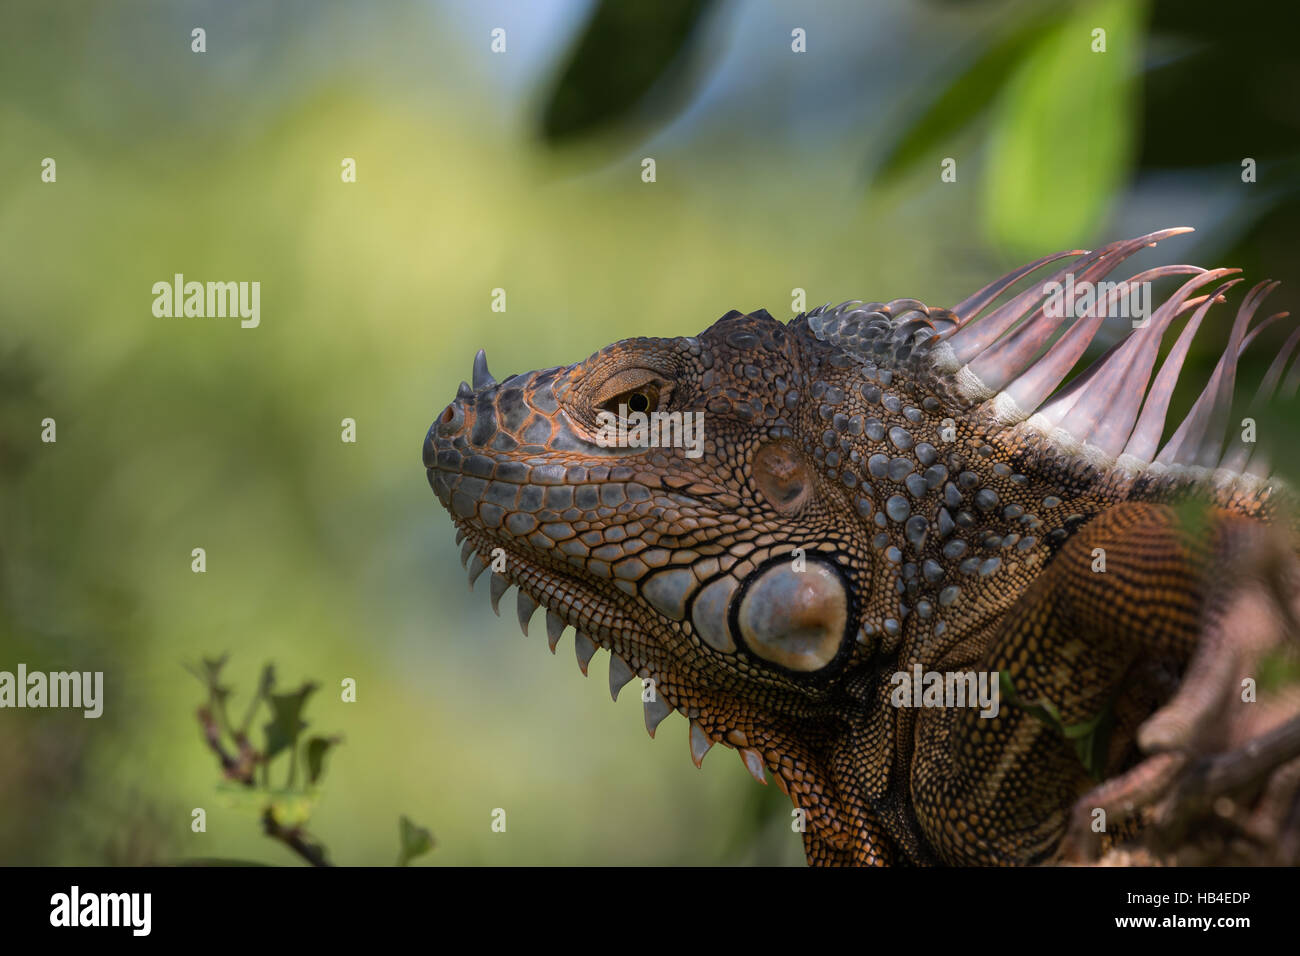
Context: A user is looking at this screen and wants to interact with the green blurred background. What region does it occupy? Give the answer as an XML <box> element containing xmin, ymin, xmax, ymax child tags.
<box><xmin>1</xmin><ymin>0</ymin><xmax>1297</xmax><ymax>865</ymax></box>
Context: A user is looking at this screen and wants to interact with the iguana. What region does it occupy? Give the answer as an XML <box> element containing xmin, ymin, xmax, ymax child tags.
<box><xmin>422</xmin><ymin>228</ymin><xmax>1300</xmax><ymax>865</ymax></box>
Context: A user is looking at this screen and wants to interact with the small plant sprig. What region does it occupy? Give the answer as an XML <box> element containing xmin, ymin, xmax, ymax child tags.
<box><xmin>188</xmin><ymin>655</ymin><xmax>433</xmax><ymax>867</ymax></box>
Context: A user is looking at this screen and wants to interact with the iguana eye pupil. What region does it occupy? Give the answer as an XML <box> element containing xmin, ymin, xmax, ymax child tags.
<box><xmin>601</xmin><ymin>384</ymin><xmax>659</xmax><ymax>415</ymax></box>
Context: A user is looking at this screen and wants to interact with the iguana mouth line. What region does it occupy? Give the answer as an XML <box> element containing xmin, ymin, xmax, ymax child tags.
<box><xmin>449</xmin><ymin>515</ymin><xmax>634</xmax><ymax>654</ymax></box>
<box><xmin>446</xmin><ymin>514</ymin><xmax>779</xmax><ymax>788</ymax></box>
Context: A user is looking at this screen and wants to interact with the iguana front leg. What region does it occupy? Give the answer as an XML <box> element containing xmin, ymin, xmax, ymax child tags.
<box><xmin>1061</xmin><ymin>517</ymin><xmax>1300</xmax><ymax>864</ymax></box>
<box><xmin>910</xmin><ymin>501</ymin><xmax>1272</xmax><ymax>865</ymax></box>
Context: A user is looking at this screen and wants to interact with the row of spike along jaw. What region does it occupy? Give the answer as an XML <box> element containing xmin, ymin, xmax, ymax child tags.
<box><xmin>452</xmin><ymin>350</ymin><xmax>774</xmax><ymax>791</ymax></box>
<box><xmin>930</xmin><ymin>227</ymin><xmax>1297</xmax><ymax>486</ymax></box>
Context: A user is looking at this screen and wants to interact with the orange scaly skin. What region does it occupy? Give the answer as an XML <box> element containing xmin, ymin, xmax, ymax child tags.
<box><xmin>423</xmin><ymin>235</ymin><xmax>1300</xmax><ymax>865</ymax></box>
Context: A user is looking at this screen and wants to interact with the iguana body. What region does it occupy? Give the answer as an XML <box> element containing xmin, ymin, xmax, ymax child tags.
<box><xmin>423</xmin><ymin>228</ymin><xmax>1300</xmax><ymax>865</ymax></box>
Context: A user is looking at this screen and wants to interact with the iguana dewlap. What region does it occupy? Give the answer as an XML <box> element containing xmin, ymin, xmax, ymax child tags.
<box><xmin>423</xmin><ymin>228</ymin><xmax>1300</xmax><ymax>865</ymax></box>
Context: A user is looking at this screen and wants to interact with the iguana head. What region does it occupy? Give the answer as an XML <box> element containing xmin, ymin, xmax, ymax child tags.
<box><xmin>422</xmin><ymin>227</ymin><xmax>1293</xmax><ymax>862</ymax></box>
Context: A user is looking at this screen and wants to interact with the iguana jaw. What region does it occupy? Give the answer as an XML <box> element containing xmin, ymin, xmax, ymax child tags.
<box><xmin>434</xmin><ymin>495</ymin><xmax>861</xmax><ymax>856</ymax></box>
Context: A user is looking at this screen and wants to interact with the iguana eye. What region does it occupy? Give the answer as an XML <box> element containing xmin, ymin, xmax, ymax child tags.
<box><xmin>602</xmin><ymin>384</ymin><xmax>659</xmax><ymax>415</ymax></box>
<box><xmin>593</xmin><ymin>368</ymin><xmax>668</xmax><ymax>416</ymax></box>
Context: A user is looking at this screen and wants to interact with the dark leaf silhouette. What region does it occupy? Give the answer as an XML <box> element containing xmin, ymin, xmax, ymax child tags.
<box><xmin>262</xmin><ymin>681</ymin><xmax>317</xmax><ymax>762</ymax></box>
<box><xmin>870</xmin><ymin>8</ymin><xmax>1057</xmax><ymax>185</ymax></box>
<box><xmin>305</xmin><ymin>734</ymin><xmax>341</xmax><ymax>786</ymax></box>
<box><xmin>539</xmin><ymin>0</ymin><xmax>713</xmax><ymax>144</ymax></box>
<box><xmin>397</xmin><ymin>815</ymin><xmax>435</xmax><ymax>866</ymax></box>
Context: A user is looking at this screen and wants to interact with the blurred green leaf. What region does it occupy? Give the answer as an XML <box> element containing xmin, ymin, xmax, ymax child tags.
<box><xmin>238</xmin><ymin>662</ymin><xmax>277</xmax><ymax>735</ymax></box>
<box><xmin>255</xmin><ymin>663</ymin><xmax>276</xmax><ymax>699</ymax></box>
<box><xmin>1001</xmin><ymin>672</ymin><xmax>1113</xmax><ymax>780</ymax></box>
<box><xmin>262</xmin><ymin>682</ymin><xmax>317</xmax><ymax>762</ymax></box>
<box><xmin>186</xmin><ymin>654</ymin><xmax>232</xmax><ymax>707</ymax></box>
<box><xmin>195</xmin><ymin>654</ymin><xmax>228</xmax><ymax>689</ymax></box>
<box><xmin>304</xmin><ymin>734</ymin><xmax>340</xmax><ymax>786</ymax></box>
<box><xmin>539</xmin><ymin>0</ymin><xmax>712</xmax><ymax>144</ymax></box>
<box><xmin>1142</xmin><ymin>0</ymin><xmax>1300</xmax><ymax>168</ymax></box>
<box><xmin>1171</xmin><ymin>494</ymin><xmax>1213</xmax><ymax>543</ymax></box>
<box><xmin>872</xmin><ymin>8</ymin><xmax>1058</xmax><ymax>184</ymax></box>
<box><xmin>397</xmin><ymin>815</ymin><xmax>435</xmax><ymax>866</ymax></box>
<box><xmin>982</xmin><ymin>0</ymin><xmax>1147</xmax><ymax>255</ymax></box>
<box><xmin>0</xmin><ymin>346</ymin><xmax>42</xmax><ymax>479</ymax></box>
<box><xmin>1258</xmin><ymin>646</ymin><xmax>1300</xmax><ymax>693</ymax></box>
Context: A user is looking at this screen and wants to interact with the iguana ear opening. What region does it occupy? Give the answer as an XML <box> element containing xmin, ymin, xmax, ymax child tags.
<box><xmin>735</xmin><ymin>558</ymin><xmax>850</xmax><ymax>672</ymax></box>
<box><xmin>754</xmin><ymin>442</ymin><xmax>814</xmax><ymax>513</ymax></box>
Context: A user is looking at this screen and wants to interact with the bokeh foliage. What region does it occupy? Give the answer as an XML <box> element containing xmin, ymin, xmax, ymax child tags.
<box><xmin>1</xmin><ymin>0</ymin><xmax>1297</xmax><ymax>866</ymax></box>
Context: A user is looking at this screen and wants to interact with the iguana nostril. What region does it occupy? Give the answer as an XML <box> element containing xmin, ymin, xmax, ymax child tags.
<box><xmin>436</xmin><ymin>401</ymin><xmax>464</xmax><ymax>436</ymax></box>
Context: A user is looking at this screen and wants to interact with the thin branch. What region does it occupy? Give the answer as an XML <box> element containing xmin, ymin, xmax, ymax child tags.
<box><xmin>261</xmin><ymin>809</ymin><xmax>332</xmax><ymax>867</ymax></box>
